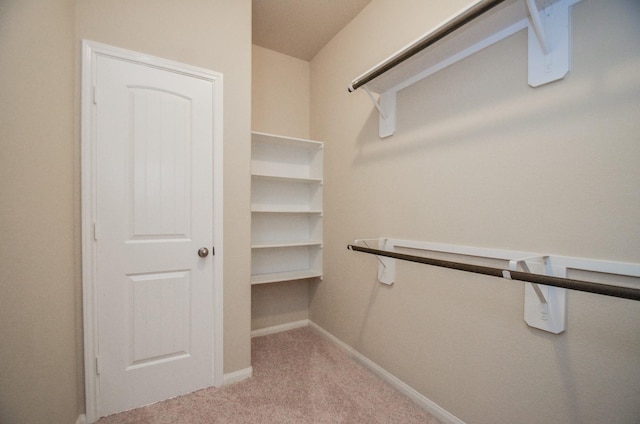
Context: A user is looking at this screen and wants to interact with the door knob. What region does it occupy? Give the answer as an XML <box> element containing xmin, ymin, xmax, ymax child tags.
<box><xmin>198</xmin><ymin>247</ymin><xmax>209</xmax><ymax>258</ymax></box>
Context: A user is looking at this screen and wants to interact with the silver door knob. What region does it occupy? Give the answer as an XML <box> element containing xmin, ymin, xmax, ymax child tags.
<box><xmin>198</xmin><ymin>247</ymin><xmax>209</xmax><ymax>258</ymax></box>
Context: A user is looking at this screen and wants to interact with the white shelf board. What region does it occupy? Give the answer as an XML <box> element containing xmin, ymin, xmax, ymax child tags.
<box><xmin>251</xmin><ymin>207</ymin><xmax>323</xmax><ymax>214</ymax></box>
<box><xmin>250</xmin><ymin>269</ymin><xmax>323</xmax><ymax>285</ymax></box>
<box><xmin>251</xmin><ymin>173</ymin><xmax>323</xmax><ymax>184</ymax></box>
<box><xmin>251</xmin><ymin>240</ymin><xmax>322</xmax><ymax>249</ymax></box>
<box><xmin>251</xmin><ymin>131</ymin><xmax>323</xmax><ymax>150</ymax></box>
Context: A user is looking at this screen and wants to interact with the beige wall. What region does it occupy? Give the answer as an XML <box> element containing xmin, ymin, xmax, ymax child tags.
<box><xmin>310</xmin><ymin>1</ymin><xmax>640</xmax><ymax>423</ymax></box>
<box><xmin>251</xmin><ymin>45</ymin><xmax>312</xmax><ymax>330</ymax></box>
<box><xmin>1</xmin><ymin>1</ymin><xmax>252</xmax><ymax>422</ymax></box>
<box><xmin>252</xmin><ymin>45</ymin><xmax>310</xmax><ymax>138</ymax></box>
<box><xmin>0</xmin><ymin>1</ymin><xmax>79</xmax><ymax>423</ymax></box>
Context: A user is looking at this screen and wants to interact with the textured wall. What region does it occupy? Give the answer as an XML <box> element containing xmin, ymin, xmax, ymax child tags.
<box><xmin>0</xmin><ymin>0</ymin><xmax>79</xmax><ymax>423</ymax></box>
<box><xmin>310</xmin><ymin>0</ymin><xmax>640</xmax><ymax>423</ymax></box>
<box><xmin>252</xmin><ymin>45</ymin><xmax>310</xmax><ymax>138</ymax></box>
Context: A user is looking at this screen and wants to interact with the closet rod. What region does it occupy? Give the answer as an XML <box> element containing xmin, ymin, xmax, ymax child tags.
<box><xmin>347</xmin><ymin>0</ymin><xmax>507</xmax><ymax>93</ymax></box>
<box><xmin>347</xmin><ymin>244</ymin><xmax>640</xmax><ymax>301</ymax></box>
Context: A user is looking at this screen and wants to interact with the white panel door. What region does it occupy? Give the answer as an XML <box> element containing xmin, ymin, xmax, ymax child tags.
<box><xmin>95</xmin><ymin>54</ymin><xmax>215</xmax><ymax>417</ymax></box>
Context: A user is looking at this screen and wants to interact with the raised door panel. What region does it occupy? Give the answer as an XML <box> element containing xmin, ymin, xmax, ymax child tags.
<box><xmin>131</xmin><ymin>89</ymin><xmax>191</xmax><ymax>240</ymax></box>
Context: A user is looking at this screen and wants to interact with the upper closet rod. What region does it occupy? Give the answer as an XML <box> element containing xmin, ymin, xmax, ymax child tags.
<box><xmin>347</xmin><ymin>244</ymin><xmax>640</xmax><ymax>302</ymax></box>
<box><xmin>347</xmin><ymin>0</ymin><xmax>507</xmax><ymax>93</ymax></box>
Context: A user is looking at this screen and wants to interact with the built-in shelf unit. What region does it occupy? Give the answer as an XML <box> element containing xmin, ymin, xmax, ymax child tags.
<box><xmin>251</xmin><ymin>131</ymin><xmax>323</xmax><ymax>285</ymax></box>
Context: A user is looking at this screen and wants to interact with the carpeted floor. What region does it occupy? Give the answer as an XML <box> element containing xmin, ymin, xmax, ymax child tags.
<box><xmin>97</xmin><ymin>326</ymin><xmax>442</xmax><ymax>423</ymax></box>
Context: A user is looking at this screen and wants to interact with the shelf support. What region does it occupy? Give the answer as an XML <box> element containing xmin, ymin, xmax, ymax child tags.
<box><xmin>508</xmin><ymin>256</ymin><xmax>566</xmax><ymax>334</ymax></box>
<box><xmin>363</xmin><ymin>86</ymin><xmax>386</xmax><ymax>120</ymax></box>
<box><xmin>527</xmin><ymin>0</ymin><xmax>573</xmax><ymax>87</ymax></box>
<box><xmin>509</xmin><ymin>257</ymin><xmax>548</xmax><ymax>304</ymax></box>
<box><xmin>525</xmin><ymin>0</ymin><xmax>551</xmax><ymax>55</ymax></box>
<box><xmin>363</xmin><ymin>87</ymin><xmax>397</xmax><ymax>138</ymax></box>
<box><xmin>355</xmin><ymin>239</ymin><xmax>396</xmax><ymax>284</ymax></box>
<box><xmin>376</xmin><ymin>238</ymin><xmax>396</xmax><ymax>284</ymax></box>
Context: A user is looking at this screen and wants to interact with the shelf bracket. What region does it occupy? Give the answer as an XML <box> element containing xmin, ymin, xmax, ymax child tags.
<box><xmin>353</xmin><ymin>239</ymin><xmax>395</xmax><ymax>284</ymax></box>
<box><xmin>364</xmin><ymin>87</ymin><xmax>397</xmax><ymax>139</ymax></box>
<box><xmin>525</xmin><ymin>0</ymin><xmax>551</xmax><ymax>55</ymax></box>
<box><xmin>376</xmin><ymin>238</ymin><xmax>396</xmax><ymax>284</ymax></box>
<box><xmin>363</xmin><ymin>86</ymin><xmax>386</xmax><ymax>120</ymax></box>
<box><xmin>509</xmin><ymin>256</ymin><xmax>566</xmax><ymax>334</ymax></box>
<box><xmin>527</xmin><ymin>0</ymin><xmax>573</xmax><ymax>87</ymax></box>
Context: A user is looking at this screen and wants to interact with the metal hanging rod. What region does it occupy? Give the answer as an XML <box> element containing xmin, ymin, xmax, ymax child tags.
<box><xmin>347</xmin><ymin>244</ymin><xmax>640</xmax><ymax>302</ymax></box>
<box><xmin>347</xmin><ymin>0</ymin><xmax>508</xmax><ymax>93</ymax></box>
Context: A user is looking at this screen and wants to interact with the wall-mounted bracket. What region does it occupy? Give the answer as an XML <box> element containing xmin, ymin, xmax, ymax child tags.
<box><xmin>377</xmin><ymin>91</ymin><xmax>397</xmax><ymax>138</ymax></box>
<box><xmin>509</xmin><ymin>256</ymin><xmax>566</xmax><ymax>334</ymax></box>
<box><xmin>363</xmin><ymin>88</ymin><xmax>397</xmax><ymax>139</ymax></box>
<box><xmin>353</xmin><ymin>239</ymin><xmax>396</xmax><ymax>284</ymax></box>
<box><xmin>377</xmin><ymin>238</ymin><xmax>396</xmax><ymax>284</ymax></box>
<box><xmin>527</xmin><ymin>0</ymin><xmax>572</xmax><ymax>87</ymax></box>
<box><xmin>526</xmin><ymin>0</ymin><xmax>551</xmax><ymax>55</ymax></box>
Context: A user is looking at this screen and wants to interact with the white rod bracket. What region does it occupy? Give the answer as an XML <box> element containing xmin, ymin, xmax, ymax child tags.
<box><xmin>362</xmin><ymin>85</ymin><xmax>396</xmax><ymax>138</ymax></box>
<box><xmin>509</xmin><ymin>257</ymin><xmax>547</xmax><ymax>304</ymax></box>
<box><xmin>377</xmin><ymin>239</ymin><xmax>395</xmax><ymax>284</ymax></box>
<box><xmin>363</xmin><ymin>86</ymin><xmax>387</xmax><ymax>120</ymax></box>
<box><xmin>511</xmin><ymin>256</ymin><xmax>566</xmax><ymax>334</ymax></box>
<box><xmin>378</xmin><ymin>91</ymin><xmax>397</xmax><ymax>138</ymax></box>
<box><xmin>528</xmin><ymin>0</ymin><xmax>572</xmax><ymax>87</ymax></box>
<box><xmin>525</xmin><ymin>0</ymin><xmax>551</xmax><ymax>55</ymax></box>
<box><xmin>354</xmin><ymin>238</ymin><xmax>395</xmax><ymax>284</ymax></box>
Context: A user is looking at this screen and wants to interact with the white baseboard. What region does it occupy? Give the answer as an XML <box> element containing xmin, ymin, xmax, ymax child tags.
<box><xmin>76</xmin><ymin>414</ymin><xmax>87</xmax><ymax>424</ymax></box>
<box><xmin>223</xmin><ymin>366</ymin><xmax>253</xmax><ymax>386</ymax></box>
<box><xmin>308</xmin><ymin>321</ymin><xmax>466</xmax><ymax>424</ymax></box>
<box><xmin>250</xmin><ymin>319</ymin><xmax>310</xmax><ymax>338</ymax></box>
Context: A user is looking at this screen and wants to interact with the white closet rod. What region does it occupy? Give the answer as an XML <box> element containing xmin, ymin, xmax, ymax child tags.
<box><xmin>347</xmin><ymin>243</ymin><xmax>640</xmax><ymax>302</ymax></box>
<box><xmin>347</xmin><ymin>0</ymin><xmax>507</xmax><ymax>93</ymax></box>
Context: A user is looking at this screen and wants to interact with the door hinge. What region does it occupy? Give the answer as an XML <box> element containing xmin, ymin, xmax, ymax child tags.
<box><xmin>93</xmin><ymin>222</ymin><xmax>98</xmax><ymax>241</ymax></box>
<box><xmin>95</xmin><ymin>356</ymin><xmax>101</xmax><ymax>375</ymax></box>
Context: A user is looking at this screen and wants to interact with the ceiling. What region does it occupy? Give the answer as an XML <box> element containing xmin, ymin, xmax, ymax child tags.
<box><xmin>252</xmin><ymin>0</ymin><xmax>373</xmax><ymax>61</ymax></box>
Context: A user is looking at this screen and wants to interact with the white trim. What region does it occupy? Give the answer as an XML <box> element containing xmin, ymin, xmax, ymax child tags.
<box><xmin>81</xmin><ymin>40</ymin><xmax>224</xmax><ymax>423</ymax></box>
<box><xmin>308</xmin><ymin>321</ymin><xmax>466</xmax><ymax>424</ymax></box>
<box><xmin>81</xmin><ymin>39</ymin><xmax>101</xmax><ymax>424</ymax></box>
<box><xmin>223</xmin><ymin>367</ymin><xmax>253</xmax><ymax>386</ymax></box>
<box><xmin>211</xmin><ymin>45</ymin><xmax>225</xmax><ymax>391</ymax></box>
<box><xmin>251</xmin><ymin>319</ymin><xmax>310</xmax><ymax>338</ymax></box>
<box><xmin>76</xmin><ymin>414</ymin><xmax>88</xmax><ymax>424</ymax></box>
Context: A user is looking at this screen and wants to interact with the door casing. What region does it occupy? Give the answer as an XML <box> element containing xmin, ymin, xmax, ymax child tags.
<box><xmin>80</xmin><ymin>40</ymin><xmax>224</xmax><ymax>423</ymax></box>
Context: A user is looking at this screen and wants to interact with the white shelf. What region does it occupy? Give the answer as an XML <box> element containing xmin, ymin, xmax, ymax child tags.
<box><xmin>251</xmin><ymin>207</ymin><xmax>323</xmax><ymax>214</ymax></box>
<box><xmin>252</xmin><ymin>131</ymin><xmax>322</xmax><ymax>180</ymax></box>
<box><xmin>252</xmin><ymin>173</ymin><xmax>322</xmax><ymax>184</ymax></box>
<box><xmin>251</xmin><ymin>270</ymin><xmax>323</xmax><ymax>285</ymax></box>
<box><xmin>251</xmin><ymin>132</ymin><xmax>323</xmax><ymax>285</ymax></box>
<box><xmin>251</xmin><ymin>241</ymin><xmax>322</xmax><ymax>249</ymax></box>
<box><xmin>251</xmin><ymin>131</ymin><xmax>323</xmax><ymax>149</ymax></box>
<box><xmin>251</xmin><ymin>210</ymin><xmax>323</xmax><ymax>214</ymax></box>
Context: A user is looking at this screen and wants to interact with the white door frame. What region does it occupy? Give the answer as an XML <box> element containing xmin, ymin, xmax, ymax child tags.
<box><xmin>81</xmin><ymin>40</ymin><xmax>224</xmax><ymax>423</ymax></box>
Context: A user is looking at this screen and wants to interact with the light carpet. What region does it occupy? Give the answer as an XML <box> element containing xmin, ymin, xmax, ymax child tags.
<box><xmin>97</xmin><ymin>326</ymin><xmax>442</xmax><ymax>423</ymax></box>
